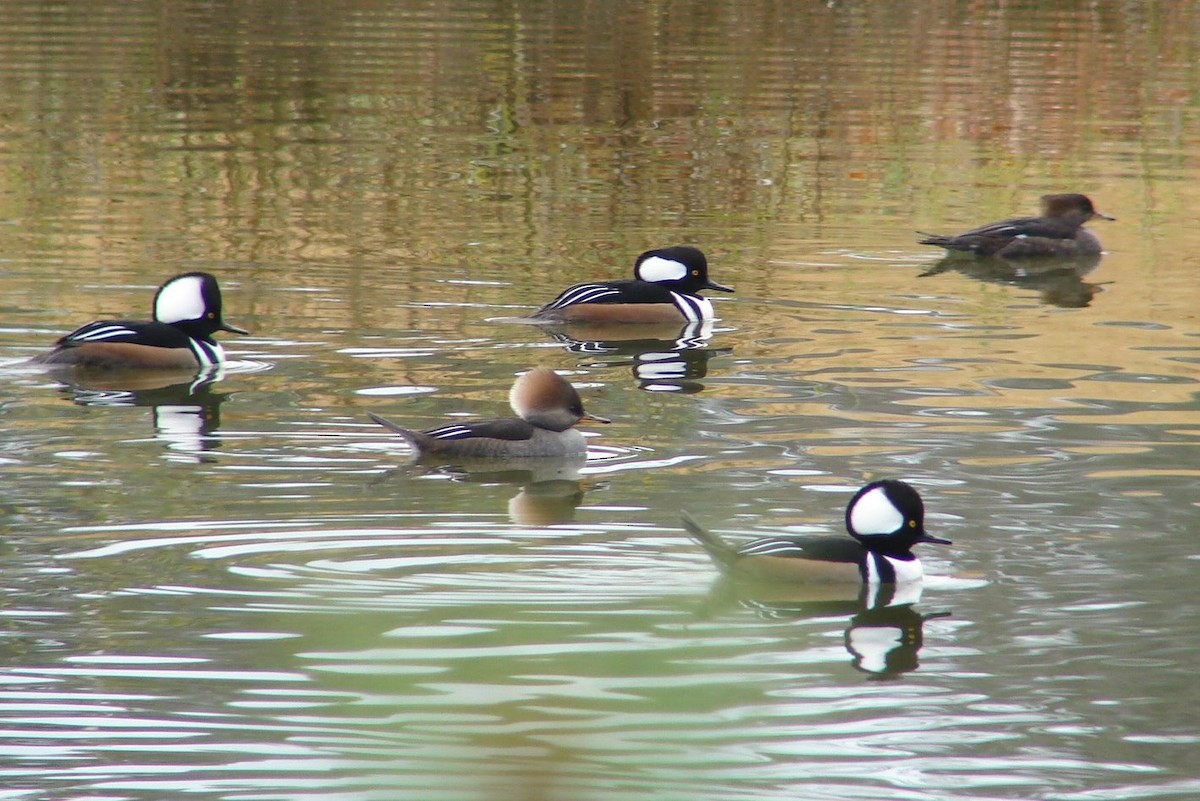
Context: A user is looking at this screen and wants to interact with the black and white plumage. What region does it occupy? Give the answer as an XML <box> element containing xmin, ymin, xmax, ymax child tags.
<box><xmin>368</xmin><ymin>367</ymin><xmax>610</xmax><ymax>460</ymax></box>
<box><xmin>31</xmin><ymin>272</ymin><xmax>248</xmax><ymax>370</ymax></box>
<box><xmin>918</xmin><ymin>193</ymin><xmax>1113</xmax><ymax>258</ymax></box>
<box><xmin>844</xmin><ymin>595</ymin><xmax>945</xmax><ymax>678</ymax></box>
<box><xmin>531</xmin><ymin>246</ymin><xmax>734</xmax><ymax>324</ymax></box>
<box><xmin>682</xmin><ymin>480</ymin><xmax>952</xmax><ymax>584</ymax></box>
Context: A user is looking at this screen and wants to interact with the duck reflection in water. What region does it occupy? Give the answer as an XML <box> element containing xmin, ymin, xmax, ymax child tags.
<box><xmin>543</xmin><ymin>319</ymin><xmax>732</xmax><ymax>393</ymax></box>
<box><xmin>845</xmin><ymin>582</ymin><xmax>950</xmax><ymax>679</ymax></box>
<box><xmin>707</xmin><ymin>578</ymin><xmax>950</xmax><ymax>680</ymax></box>
<box><xmin>918</xmin><ymin>252</ymin><xmax>1106</xmax><ymax>308</ymax></box>
<box><xmin>682</xmin><ymin>480</ymin><xmax>952</xmax><ymax>678</ymax></box>
<box><xmin>51</xmin><ymin>367</ymin><xmax>229</xmax><ymax>462</ymax></box>
<box><xmin>380</xmin><ymin>454</ymin><xmax>591</xmax><ymax>526</ymax></box>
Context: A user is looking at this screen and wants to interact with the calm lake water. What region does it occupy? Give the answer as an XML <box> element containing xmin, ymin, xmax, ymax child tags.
<box><xmin>1</xmin><ymin>1</ymin><xmax>1198</xmax><ymax>799</ymax></box>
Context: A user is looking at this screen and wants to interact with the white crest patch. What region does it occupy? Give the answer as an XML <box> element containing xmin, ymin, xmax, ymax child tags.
<box><xmin>849</xmin><ymin>486</ymin><xmax>904</xmax><ymax>536</ymax></box>
<box><xmin>636</xmin><ymin>256</ymin><xmax>688</xmax><ymax>283</ymax></box>
<box><xmin>155</xmin><ymin>275</ymin><xmax>208</xmax><ymax>324</ymax></box>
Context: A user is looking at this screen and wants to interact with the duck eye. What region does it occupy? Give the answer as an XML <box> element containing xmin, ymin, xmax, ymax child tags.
<box><xmin>908</xmin><ymin>520</ymin><xmax>916</xmax><ymax>528</ymax></box>
<box><xmin>691</xmin><ymin>269</ymin><xmax>699</xmax><ymax>276</ymax></box>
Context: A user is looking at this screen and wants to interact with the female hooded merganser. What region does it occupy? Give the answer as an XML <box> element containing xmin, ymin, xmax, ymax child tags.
<box><xmin>530</xmin><ymin>246</ymin><xmax>734</xmax><ymax>324</ymax></box>
<box><xmin>368</xmin><ymin>367</ymin><xmax>610</xmax><ymax>459</ymax></box>
<box><xmin>31</xmin><ymin>272</ymin><xmax>248</xmax><ymax>369</ymax></box>
<box><xmin>682</xmin><ymin>480</ymin><xmax>952</xmax><ymax>583</ymax></box>
<box><xmin>918</xmin><ymin>193</ymin><xmax>1114</xmax><ymax>258</ymax></box>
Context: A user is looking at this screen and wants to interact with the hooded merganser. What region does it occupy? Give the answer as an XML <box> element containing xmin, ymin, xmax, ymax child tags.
<box><xmin>530</xmin><ymin>246</ymin><xmax>734</xmax><ymax>324</ymax></box>
<box><xmin>367</xmin><ymin>367</ymin><xmax>610</xmax><ymax>459</ymax></box>
<box><xmin>31</xmin><ymin>272</ymin><xmax>248</xmax><ymax>369</ymax></box>
<box><xmin>918</xmin><ymin>193</ymin><xmax>1114</xmax><ymax>258</ymax></box>
<box><xmin>682</xmin><ymin>480</ymin><xmax>952</xmax><ymax>583</ymax></box>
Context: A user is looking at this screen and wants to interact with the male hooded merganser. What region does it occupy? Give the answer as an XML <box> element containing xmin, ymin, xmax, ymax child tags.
<box><xmin>530</xmin><ymin>246</ymin><xmax>734</xmax><ymax>324</ymax></box>
<box><xmin>367</xmin><ymin>367</ymin><xmax>610</xmax><ymax>459</ymax></box>
<box><xmin>682</xmin><ymin>480</ymin><xmax>952</xmax><ymax>583</ymax></box>
<box><xmin>31</xmin><ymin>272</ymin><xmax>248</xmax><ymax>369</ymax></box>
<box><xmin>918</xmin><ymin>193</ymin><xmax>1114</xmax><ymax>258</ymax></box>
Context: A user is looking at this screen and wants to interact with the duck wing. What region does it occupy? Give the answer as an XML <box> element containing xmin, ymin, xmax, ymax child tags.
<box><xmin>52</xmin><ymin>319</ymin><xmax>193</xmax><ymax>349</ymax></box>
<box><xmin>534</xmin><ymin>279</ymin><xmax>674</xmax><ymax>314</ymax></box>
<box><xmin>420</xmin><ymin>418</ymin><xmax>537</xmax><ymax>442</ymax></box>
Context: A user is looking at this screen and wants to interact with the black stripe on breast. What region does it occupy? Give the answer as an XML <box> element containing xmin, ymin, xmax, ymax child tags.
<box><xmin>187</xmin><ymin>338</ymin><xmax>222</xmax><ymax>368</ymax></box>
<box><xmin>669</xmin><ymin>292</ymin><xmax>707</xmax><ymax>322</ymax></box>
<box><xmin>865</xmin><ymin>552</ymin><xmax>897</xmax><ymax>583</ymax></box>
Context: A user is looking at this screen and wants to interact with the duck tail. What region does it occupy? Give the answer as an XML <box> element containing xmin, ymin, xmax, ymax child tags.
<box><xmin>680</xmin><ymin>509</ymin><xmax>739</xmax><ymax>571</ymax></box>
<box><xmin>367</xmin><ymin>412</ymin><xmax>427</xmax><ymax>457</ymax></box>
<box><xmin>916</xmin><ymin>231</ymin><xmax>951</xmax><ymax>247</ymax></box>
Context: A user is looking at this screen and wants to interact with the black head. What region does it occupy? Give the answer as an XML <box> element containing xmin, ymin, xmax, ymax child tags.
<box><xmin>844</xmin><ymin>479</ymin><xmax>951</xmax><ymax>554</ymax></box>
<box><xmin>633</xmin><ymin>246</ymin><xmax>734</xmax><ymax>294</ymax></box>
<box><xmin>153</xmin><ymin>272</ymin><xmax>249</xmax><ymax>340</ymax></box>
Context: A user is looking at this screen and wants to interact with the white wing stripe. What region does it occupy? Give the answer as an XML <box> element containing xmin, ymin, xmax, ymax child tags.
<box><xmin>426</xmin><ymin>425</ymin><xmax>472</xmax><ymax>440</ymax></box>
<box><xmin>547</xmin><ymin>285</ymin><xmax>621</xmax><ymax>308</ymax></box>
<box><xmin>70</xmin><ymin>325</ymin><xmax>139</xmax><ymax>342</ymax></box>
<box><xmin>739</xmin><ymin>539</ymin><xmax>807</xmax><ymax>557</ymax></box>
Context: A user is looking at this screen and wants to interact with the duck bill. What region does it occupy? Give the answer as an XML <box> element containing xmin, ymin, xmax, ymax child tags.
<box><xmin>581</xmin><ymin>412</ymin><xmax>611</xmax><ymax>425</ymax></box>
<box><xmin>220</xmin><ymin>321</ymin><xmax>250</xmax><ymax>335</ymax></box>
<box><xmin>916</xmin><ymin>531</ymin><xmax>952</xmax><ymax>546</ymax></box>
<box><xmin>1095</xmin><ymin>212</ymin><xmax>1116</xmax><ymax>221</ymax></box>
<box><xmin>705</xmin><ymin>280</ymin><xmax>735</xmax><ymax>293</ymax></box>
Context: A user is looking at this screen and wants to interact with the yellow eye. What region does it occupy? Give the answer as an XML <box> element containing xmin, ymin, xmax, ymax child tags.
<box><xmin>908</xmin><ymin>520</ymin><xmax>916</xmax><ymax>528</ymax></box>
<box><xmin>692</xmin><ymin>269</ymin><xmax>699</xmax><ymax>276</ymax></box>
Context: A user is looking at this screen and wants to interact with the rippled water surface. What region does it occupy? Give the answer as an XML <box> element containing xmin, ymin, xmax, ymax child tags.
<box><xmin>1</xmin><ymin>2</ymin><xmax>1199</xmax><ymax>799</ymax></box>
